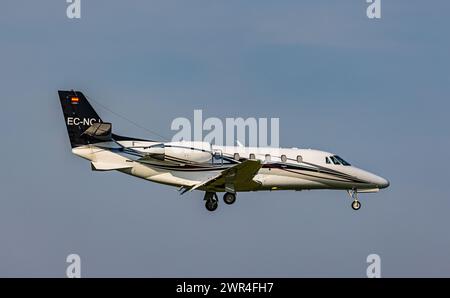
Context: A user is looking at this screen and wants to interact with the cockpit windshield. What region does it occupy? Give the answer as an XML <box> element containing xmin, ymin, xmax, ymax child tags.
<box><xmin>329</xmin><ymin>156</ymin><xmax>340</xmax><ymax>165</ymax></box>
<box><xmin>333</xmin><ymin>155</ymin><xmax>351</xmax><ymax>166</ymax></box>
<box><xmin>326</xmin><ymin>155</ymin><xmax>351</xmax><ymax>166</ymax></box>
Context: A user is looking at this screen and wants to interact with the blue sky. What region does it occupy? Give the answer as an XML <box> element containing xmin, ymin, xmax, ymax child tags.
<box><xmin>0</xmin><ymin>0</ymin><xmax>449</xmax><ymax>277</ymax></box>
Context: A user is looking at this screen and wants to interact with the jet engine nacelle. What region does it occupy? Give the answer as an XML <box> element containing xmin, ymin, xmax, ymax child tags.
<box><xmin>145</xmin><ymin>141</ymin><xmax>212</xmax><ymax>164</ymax></box>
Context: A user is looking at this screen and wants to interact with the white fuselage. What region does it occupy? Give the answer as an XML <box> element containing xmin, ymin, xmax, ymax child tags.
<box><xmin>72</xmin><ymin>140</ymin><xmax>389</xmax><ymax>193</ymax></box>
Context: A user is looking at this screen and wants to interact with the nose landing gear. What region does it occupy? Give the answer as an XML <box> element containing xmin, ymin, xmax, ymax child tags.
<box><xmin>351</xmin><ymin>200</ymin><xmax>361</xmax><ymax>210</ymax></box>
<box><xmin>347</xmin><ymin>189</ymin><xmax>361</xmax><ymax>211</ymax></box>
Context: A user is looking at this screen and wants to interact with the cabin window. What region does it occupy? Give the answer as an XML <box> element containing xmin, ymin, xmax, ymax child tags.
<box><xmin>326</xmin><ymin>157</ymin><xmax>331</xmax><ymax>164</ymax></box>
<box><xmin>329</xmin><ymin>156</ymin><xmax>341</xmax><ymax>165</ymax></box>
<box><xmin>249</xmin><ymin>153</ymin><xmax>255</xmax><ymax>159</ymax></box>
<box><xmin>297</xmin><ymin>155</ymin><xmax>303</xmax><ymax>163</ymax></box>
<box><xmin>265</xmin><ymin>154</ymin><xmax>271</xmax><ymax>162</ymax></box>
<box><xmin>233</xmin><ymin>153</ymin><xmax>240</xmax><ymax>160</ymax></box>
<box><xmin>281</xmin><ymin>155</ymin><xmax>287</xmax><ymax>163</ymax></box>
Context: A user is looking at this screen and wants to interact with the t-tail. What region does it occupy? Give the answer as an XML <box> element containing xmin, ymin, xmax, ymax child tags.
<box><xmin>58</xmin><ymin>90</ymin><xmax>111</xmax><ymax>148</ymax></box>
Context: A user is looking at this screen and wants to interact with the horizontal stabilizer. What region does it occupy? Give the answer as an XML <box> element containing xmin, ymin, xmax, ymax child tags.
<box><xmin>91</xmin><ymin>161</ymin><xmax>133</xmax><ymax>171</ymax></box>
<box><xmin>83</xmin><ymin>122</ymin><xmax>112</xmax><ymax>141</ymax></box>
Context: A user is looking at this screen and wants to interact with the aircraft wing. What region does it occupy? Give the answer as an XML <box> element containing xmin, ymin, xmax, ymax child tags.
<box><xmin>182</xmin><ymin>159</ymin><xmax>262</xmax><ymax>193</ymax></box>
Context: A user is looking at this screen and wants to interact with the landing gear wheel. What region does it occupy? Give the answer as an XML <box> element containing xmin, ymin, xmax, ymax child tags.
<box><xmin>205</xmin><ymin>199</ymin><xmax>218</xmax><ymax>212</ymax></box>
<box><xmin>223</xmin><ymin>192</ymin><xmax>236</xmax><ymax>205</ymax></box>
<box><xmin>203</xmin><ymin>192</ymin><xmax>219</xmax><ymax>212</ymax></box>
<box><xmin>351</xmin><ymin>200</ymin><xmax>361</xmax><ymax>211</ymax></box>
<box><xmin>347</xmin><ymin>189</ymin><xmax>362</xmax><ymax>211</ymax></box>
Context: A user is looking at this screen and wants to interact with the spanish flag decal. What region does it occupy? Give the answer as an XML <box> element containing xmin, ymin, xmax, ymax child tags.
<box><xmin>71</xmin><ymin>97</ymin><xmax>79</xmax><ymax>104</ymax></box>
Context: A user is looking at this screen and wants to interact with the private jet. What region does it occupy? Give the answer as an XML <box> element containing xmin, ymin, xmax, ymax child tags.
<box><xmin>58</xmin><ymin>90</ymin><xmax>389</xmax><ymax>212</ymax></box>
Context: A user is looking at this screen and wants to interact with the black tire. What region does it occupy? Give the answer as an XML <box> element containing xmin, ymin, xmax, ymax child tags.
<box><xmin>351</xmin><ymin>200</ymin><xmax>361</xmax><ymax>211</ymax></box>
<box><xmin>205</xmin><ymin>200</ymin><xmax>218</xmax><ymax>212</ymax></box>
<box><xmin>223</xmin><ymin>192</ymin><xmax>236</xmax><ymax>205</ymax></box>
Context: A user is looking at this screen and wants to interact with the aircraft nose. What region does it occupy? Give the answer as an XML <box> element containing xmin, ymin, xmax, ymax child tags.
<box><xmin>373</xmin><ymin>175</ymin><xmax>390</xmax><ymax>189</ymax></box>
<box><xmin>354</xmin><ymin>168</ymin><xmax>390</xmax><ymax>189</ymax></box>
<box><xmin>379</xmin><ymin>178</ymin><xmax>390</xmax><ymax>189</ymax></box>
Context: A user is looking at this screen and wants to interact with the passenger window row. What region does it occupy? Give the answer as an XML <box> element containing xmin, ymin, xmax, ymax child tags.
<box><xmin>233</xmin><ymin>153</ymin><xmax>303</xmax><ymax>163</ymax></box>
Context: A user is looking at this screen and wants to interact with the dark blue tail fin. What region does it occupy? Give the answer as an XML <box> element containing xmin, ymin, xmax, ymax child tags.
<box><xmin>58</xmin><ymin>90</ymin><xmax>103</xmax><ymax>148</ymax></box>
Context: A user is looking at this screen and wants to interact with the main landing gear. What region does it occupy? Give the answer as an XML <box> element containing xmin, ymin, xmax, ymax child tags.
<box><xmin>204</xmin><ymin>192</ymin><xmax>219</xmax><ymax>212</ymax></box>
<box><xmin>223</xmin><ymin>192</ymin><xmax>236</xmax><ymax>205</ymax></box>
<box><xmin>204</xmin><ymin>192</ymin><xmax>237</xmax><ymax>211</ymax></box>
<box><xmin>347</xmin><ymin>189</ymin><xmax>361</xmax><ymax>211</ymax></box>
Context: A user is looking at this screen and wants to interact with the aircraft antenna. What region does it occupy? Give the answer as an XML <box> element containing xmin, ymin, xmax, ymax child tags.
<box><xmin>85</xmin><ymin>94</ymin><xmax>170</xmax><ymax>141</ymax></box>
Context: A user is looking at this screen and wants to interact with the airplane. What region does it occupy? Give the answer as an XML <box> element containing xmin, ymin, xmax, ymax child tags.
<box><xmin>58</xmin><ymin>90</ymin><xmax>390</xmax><ymax>212</ymax></box>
